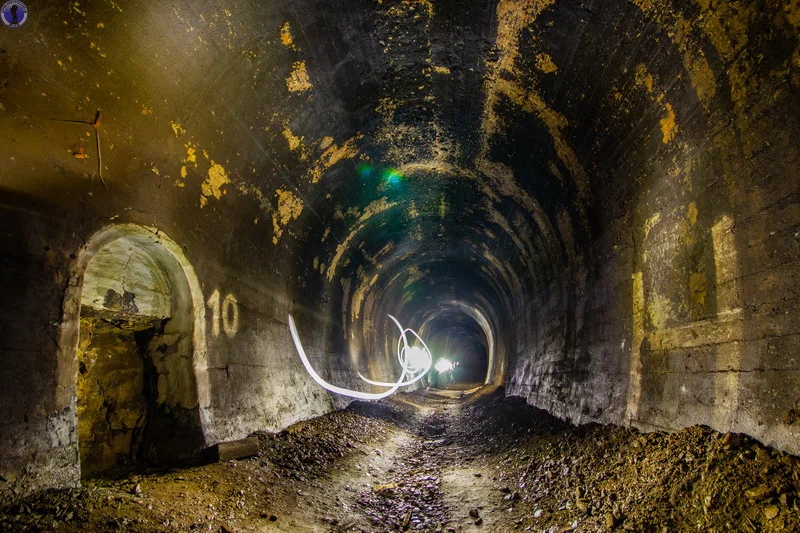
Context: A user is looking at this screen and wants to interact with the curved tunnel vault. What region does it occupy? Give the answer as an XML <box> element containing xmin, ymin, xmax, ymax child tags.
<box><xmin>0</xmin><ymin>0</ymin><xmax>798</xmax><ymax>502</ymax></box>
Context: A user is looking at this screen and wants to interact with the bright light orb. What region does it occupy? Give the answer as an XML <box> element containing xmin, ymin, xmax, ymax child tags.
<box><xmin>406</xmin><ymin>346</ymin><xmax>429</xmax><ymax>372</ymax></box>
<box><xmin>434</xmin><ymin>358</ymin><xmax>454</xmax><ymax>374</ymax></box>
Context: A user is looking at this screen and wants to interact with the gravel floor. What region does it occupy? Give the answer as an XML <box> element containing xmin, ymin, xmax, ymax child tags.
<box><xmin>1</xmin><ymin>386</ymin><xmax>798</xmax><ymax>532</ymax></box>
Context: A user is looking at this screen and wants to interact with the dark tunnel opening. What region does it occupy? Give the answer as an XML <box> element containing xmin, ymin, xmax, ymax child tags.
<box><xmin>423</xmin><ymin>313</ymin><xmax>490</xmax><ymax>389</ymax></box>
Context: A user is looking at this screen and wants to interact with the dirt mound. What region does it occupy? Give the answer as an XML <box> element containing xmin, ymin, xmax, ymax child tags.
<box><xmin>456</xmin><ymin>388</ymin><xmax>800</xmax><ymax>532</ymax></box>
<box><xmin>254</xmin><ymin>408</ymin><xmax>393</xmax><ymax>476</ymax></box>
<box><xmin>0</xmin><ymin>408</ymin><xmax>395</xmax><ymax>532</ymax></box>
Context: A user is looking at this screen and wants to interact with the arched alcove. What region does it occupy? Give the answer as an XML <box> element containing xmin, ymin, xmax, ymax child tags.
<box><xmin>56</xmin><ymin>224</ymin><xmax>214</xmax><ymax>478</ymax></box>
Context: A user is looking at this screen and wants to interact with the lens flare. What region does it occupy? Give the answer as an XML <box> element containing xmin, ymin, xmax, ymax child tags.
<box><xmin>383</xmin><ymin>168</ymin><xmax>403</xmax><ymax>185</ymax></box>
<box><xmin>288</xmin><ymin>314</ymin><xmax>432</xmax><ymax>400</ymax></box>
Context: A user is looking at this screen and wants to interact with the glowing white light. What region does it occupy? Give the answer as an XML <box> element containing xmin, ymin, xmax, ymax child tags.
<box><xmin>406</xmin><ymin>346</ymin><xmax>429</xmax><ymax>372</ymax></box>
<box><xmin>434</xmin><ymin>358</ymin><xmax>454</xmax><ymax>374</ymax></box>
<box><xmin>288</xmin><ymin>313</ymin><xmax>432</xmax><ymax>400</ymax></box>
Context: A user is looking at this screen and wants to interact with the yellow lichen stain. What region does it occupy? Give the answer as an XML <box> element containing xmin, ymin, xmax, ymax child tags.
<box><xmin>684</xmin><ymin>51</ymin><xmax>717</xmax><ymax>106</ymax></box>
<box><xmin>170</xmin><ymin>122</ymin><xmax>185</xmax><ymax>137</ymax></box>
<box><xmin>141</xmin><ymin>105</ymin><xmax>154</xmax><ymax>116</ymax></box>
<box><xmin>386</xmin><ymin>0</ymin><xmax>434</xmax><ymax>20</ymax></box>
<box><xmin>491</xmin><ymin>78</ymin><xmax>590</xmax><ymax>208</ymax></box>
<box><xmin>177</xmin><ymin>143</ymin><xmax>198</xmax><ymax>188</ymax></box>
<box><xmin>280</xmin><ymin>22</ymin><xmax>296</xmax><ymax>50</ymax></box>
<box><xmin>313</xmin><ymin>257</ymin><xmax>319</xmax><ymax>270</ymax></box>
<box><xmin>319</xmin><ymin>136</ymin><xmax>334</xmax><ymax>150</ymax></box>
<box><xmin>407</xmin><ymin>200</ymin><xmax>419</xmax><ymax>219</ymax></box>
<box><xmin>282</xmin><ymin>124</ymin><xmax>303</xmax><ymax>152</ymax></box>
<box><xmin>286</xmin><ymin>61</ymin><xmax>312</xmax><ymax>93</ymax></box>
<box><xmin>648</xmin><ymin>293</ymin><xmax>673</xmax><ymax>331</ymax></box>
<box><xmin>376</xmin><ymin>97</ymin><xmax>399</xmax><ymax>119</ymax></box>
<box><xmin>494</xmin><ymin>0</ymin><xmax>555</xmax><ymax>73</ymax></box>
<box><xmin>535</xmin><ymin>52</ymin><xmax>558</xmax><ymax>74</ymax></box>
<box><xmin>635</xmin><ymin>64</ymin><xmax>655</xmax><ymax>94</ymax></box>
<box><xmin>309</xmin><ymin>135</ymin><xmax>361</xmax><ymax>183</ymax></box>
<box><xmin>433</xmin><ymin>65</ymin><xmax>450</xmax><ymax>74</ymax></box>
<box><xmin>184</xmin><ymin>143</ymin><xmax>198</xmax><ymax>165</ymax></box>
<box><xmin>634</xmin><ymin>64</ymin><xmax>678</xmax><ymax>144</ymax></box>
<box><xmin>687</xmin><ymin>201</ymin><xmax>698</xmax><ymax>226</ymax></box>
<box><xmin>200</xmin><ymin>162</ymin><xmax>231</xmax><ymax>208</ymax></box>
<box><xmin>643</xmin><ymin>212</ymin><xmax>661</xmax><ymax>240</ymax></box>
<box><xmin>660</xmin><ymin>102</ymin><xmax>678</xmax><ymax>144</ymax></box>
<box><xmin>272</xmin><ymin>188</ymin><xmax>304</xmax><ymax>245</ymax></box>
<box><xmin>630</xmin><ymin>1</ymin><xmax>717</xmax><ymax>107</ymax></box>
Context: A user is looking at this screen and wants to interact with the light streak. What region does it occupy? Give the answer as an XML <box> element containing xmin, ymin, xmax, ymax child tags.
<box><xmin>288</xmin><ymin>314</ymin><xmax>432</xmax><ymax>400</ymax></box>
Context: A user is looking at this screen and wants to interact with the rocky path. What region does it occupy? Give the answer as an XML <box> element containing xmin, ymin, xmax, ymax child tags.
<box><xmin>266</xmin><ymin>390</ymin><xmax>508</xmax><ymax>532</ymax></box>
<box><xmin>297</xmin><ymin>393</ymin><xmax>502</xmax><ymax>532</ymax></box>
<box><xmin>336</xmin><ymin>392</ymin><xmax>510</xmax><ymax>532</ymax></box>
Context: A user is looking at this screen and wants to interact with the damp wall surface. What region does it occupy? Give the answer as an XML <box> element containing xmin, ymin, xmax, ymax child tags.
<box><xmin>502</xmin><ymin>0</ymin><xmax>800</xmax><ymax>454</ymax></box>
<box><xmin>0</xmin><ymin>0</ymin><xmax>799</xmax><ymax>504</ymax></box>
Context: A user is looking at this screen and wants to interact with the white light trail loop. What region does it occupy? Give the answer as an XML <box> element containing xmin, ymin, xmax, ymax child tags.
<box><xmin>288</xmin><ymin>313</ymin><xmax>432</xmax><ymax>400</ymax></box>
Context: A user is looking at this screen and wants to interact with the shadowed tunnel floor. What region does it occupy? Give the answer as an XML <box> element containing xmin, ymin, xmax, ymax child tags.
<box><xmin>2</xmin><ymin>387</ymin><xmax>799</xmax><ymax>533</ymax></box>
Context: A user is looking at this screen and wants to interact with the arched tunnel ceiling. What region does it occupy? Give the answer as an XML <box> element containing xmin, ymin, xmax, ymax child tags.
<box><xmin>1</xmin><ymin>0</ymin><xmax>799</xmax><ymax>380</ymax></box>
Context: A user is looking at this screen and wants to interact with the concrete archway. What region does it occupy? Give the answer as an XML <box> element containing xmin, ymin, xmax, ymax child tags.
<box><xmin>56</xmin><ymin>224</ymin><xmax>214</xmax><ymax>477</ymax></box>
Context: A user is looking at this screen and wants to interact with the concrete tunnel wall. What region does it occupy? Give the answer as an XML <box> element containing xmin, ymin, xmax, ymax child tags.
<box><xmin>0</xmin><ymin>0</ymin><xmax>798</xmax><ymax>503</ymax></box>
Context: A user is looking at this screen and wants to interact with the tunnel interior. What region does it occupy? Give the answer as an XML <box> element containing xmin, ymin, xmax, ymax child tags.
<box><xmin>0</xmin><ymin>0</ymin><xmax>799</xmax><ymax>529</ymax></box>
<box><xmin>422</xmin><ymin>311</ymin><xmax>490</xmax><ymax>388</ymax></box>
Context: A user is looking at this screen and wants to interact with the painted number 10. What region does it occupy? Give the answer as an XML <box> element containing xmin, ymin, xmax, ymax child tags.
<box><xmin>207</xmin><ymin>289</ymin><xmax>239</xmax><ymax>337</ymax></box>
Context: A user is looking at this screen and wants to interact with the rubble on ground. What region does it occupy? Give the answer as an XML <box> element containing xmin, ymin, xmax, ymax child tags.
<box><xmin>0</xmin><ymin>388</ymin><xmax>797</xmax><ymax>532</ymax></box>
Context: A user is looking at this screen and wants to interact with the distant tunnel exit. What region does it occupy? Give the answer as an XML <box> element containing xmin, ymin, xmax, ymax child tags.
<box><xmin>424</xmin><ymin>313</ymin><xmax>490</xmax><ymax>390</ymax></box>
